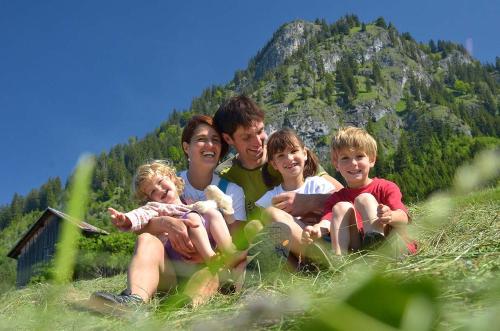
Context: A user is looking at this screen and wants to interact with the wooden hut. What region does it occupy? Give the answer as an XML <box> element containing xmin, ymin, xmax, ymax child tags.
<box><xmin>7</xmin><ymin>207</ymin><xmax>108</xmax><ymax>287</ymax></box>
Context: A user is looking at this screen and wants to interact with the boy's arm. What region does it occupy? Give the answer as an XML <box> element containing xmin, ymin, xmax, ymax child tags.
<box><xmin>377</xmin><ymin>204</ymin><xmax>409</xmax><ymax>227</ymax></box>
<box><xmin>378</xmin><ymin>180</ymin><xmax>410</xmax><ymax>227</ymax></box>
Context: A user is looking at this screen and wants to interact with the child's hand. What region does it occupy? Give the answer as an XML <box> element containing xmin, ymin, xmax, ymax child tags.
<box><xmin>108</xmin><ymin>207</ymin><xmax>132</xmax><ymax>229</ymax></box>
<box><xmin>302</xmin><ymin>225</ymin><xmax>322</xmax><ymax>244</ymax></box>
<box><xmin>377</xmin><ymin>204</ymin><xmax>393</xmax><ymax>224</ymax></box>
<box><xmin>189</xmin><ymin>200</ymin><xmax>217</xmax><ymax>213</ymax></box>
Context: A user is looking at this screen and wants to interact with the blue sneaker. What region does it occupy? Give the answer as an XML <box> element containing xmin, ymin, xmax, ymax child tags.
<box><xmin>89</xmin><ymin>290</ymin><xmax>144</xmax><ymax>313</ymax></box>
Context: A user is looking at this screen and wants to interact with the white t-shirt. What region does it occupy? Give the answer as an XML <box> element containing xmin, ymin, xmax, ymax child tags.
<box><xmin>256</xmin><ymin>176</ymin><xmax>335</xmax><ymax>209</ymax></box>
<box><xmin>179</xmin><ymin>170</ymin><xmax>247</xmax><ymax>221</ymax></box>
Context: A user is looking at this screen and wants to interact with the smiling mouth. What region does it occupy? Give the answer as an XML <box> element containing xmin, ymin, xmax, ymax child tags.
<box><xmin>249</xmin><ymin>147</ymin><xmax>264</xmax><ymax>156</ymax></box>
<box><xmin>284</xmin><ymin>162</ymin><xmax>299</xmax><ymax>169</ymax></box>
<box><xmin>202</xmin><ymin>151</ymin><xmax>216</xmax><ymax>158</ymax></box>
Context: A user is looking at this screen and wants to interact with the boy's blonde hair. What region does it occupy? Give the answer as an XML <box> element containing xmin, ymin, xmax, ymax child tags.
<box><xmin>331</xmin><ymin>126</ymin><xmax>378</xmax><ymax>160</ymax></box>
<box><xmin>133</xmin><ymin>160</ymin><xmax>184</xmax><ymax>202</ymax></box>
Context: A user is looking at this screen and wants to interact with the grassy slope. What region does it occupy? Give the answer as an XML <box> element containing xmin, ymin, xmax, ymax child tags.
<box><xmin>0</xmin><ymin>186</ymin><xmax>498</xmax><ymax>330</ymax></box>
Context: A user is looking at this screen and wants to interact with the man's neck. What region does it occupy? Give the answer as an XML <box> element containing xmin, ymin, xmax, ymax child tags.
<box><xmin>236</xmin><ymin>155</ymin><xmax>266</xmax><ymax>170</ymax></box>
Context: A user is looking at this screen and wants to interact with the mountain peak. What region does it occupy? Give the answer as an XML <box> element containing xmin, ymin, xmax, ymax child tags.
<box><xmin>252</xmin><ymin>20</ymin><xmax>320</xmax><ymax>79</ymax></box>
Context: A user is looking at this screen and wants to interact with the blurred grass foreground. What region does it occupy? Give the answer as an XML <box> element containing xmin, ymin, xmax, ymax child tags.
<box><xmin>0</xmin><ymin>150</ymin><xmax>498</xmax><ymax>331</ymax></box>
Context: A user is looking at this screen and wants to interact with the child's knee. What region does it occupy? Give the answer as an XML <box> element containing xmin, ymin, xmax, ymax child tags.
<box><xmin>187</xmin><ymin>213</ymin><xmax>204</xmax><ymax>227</ymax></box>
<box><xmin>354</xmin><ymin>193</ymin><xmax>377</xmax><ymax>208</ymax></box>
<box><xmin>203</xmin><ymin>208</ymin><xmax>224</xmax><ymax>222</ymax></box>
<box><xmin>332</xmin><ymin>201</ymin><xmax>354</xmax><ymax>215</ymax></box>
<box><xmin>264</xmin><ymin>206</ymin><xmax>291</xmax><ymax>224</ymax></box>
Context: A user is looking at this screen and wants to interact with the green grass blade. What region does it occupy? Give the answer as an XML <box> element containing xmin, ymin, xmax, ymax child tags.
<box><xmin>52</xmin><ymin>155</ymin><xmax>95</xmax><ymax>284</ymax></box>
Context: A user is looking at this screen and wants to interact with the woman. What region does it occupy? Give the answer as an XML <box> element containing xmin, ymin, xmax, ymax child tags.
<box><xmin>91</xmin><ymin>115</ymin><xmax>246</xmax><ymax>308</ymax></box>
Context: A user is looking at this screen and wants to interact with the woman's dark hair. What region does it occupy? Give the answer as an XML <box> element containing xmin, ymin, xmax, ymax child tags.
<box><xmin>262</xmin><ymin>128</ymin><xmax>319</xmax><ymax>187</ymax></box>
<box><xmin>181</xmin><ymin>114</ymin><xmax>228</xmax><ymax>158</ymax></box>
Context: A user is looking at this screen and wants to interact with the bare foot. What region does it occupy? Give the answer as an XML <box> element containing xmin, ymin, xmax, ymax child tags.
<box><xmin>183</xmin><ymin>268</ymin><xmax>219</xmax><ymax>307</ymax></box>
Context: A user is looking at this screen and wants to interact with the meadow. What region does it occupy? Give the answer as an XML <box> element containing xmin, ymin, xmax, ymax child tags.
<box><xmin>0</xmin><ymin>151</ymin><xmax>498</xmax><ymax>331</ymax></box>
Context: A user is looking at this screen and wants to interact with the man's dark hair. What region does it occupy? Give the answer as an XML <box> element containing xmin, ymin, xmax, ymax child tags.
<box><xmin>213</xmin><ymin>95</ymin><xmax>265</xmax><ymax>137</ymax></box>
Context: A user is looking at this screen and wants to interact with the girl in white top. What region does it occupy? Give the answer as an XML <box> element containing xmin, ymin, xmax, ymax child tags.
<box><xmin>256</xmin><ymin>128</ymin><xmax>335</xmax><ymax>210</ymax></box>
<box><xmin>256</xmin><ymin>128</ymin><xmax>337</xmax><ymax>262</ymax></box>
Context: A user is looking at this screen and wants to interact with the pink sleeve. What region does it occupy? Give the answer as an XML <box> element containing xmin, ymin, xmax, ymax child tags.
<box><xmin>124</xmin><ymin>202</ymin><xmax>191</xmax><ymax>232</ymax></box>
<box><xmin>124</xmin><ymin>203</ymin><xmax>161</xmax><ymax>232</ymax></box>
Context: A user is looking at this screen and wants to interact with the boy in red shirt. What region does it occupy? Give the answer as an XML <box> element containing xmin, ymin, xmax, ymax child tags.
<box><xmin>302</xmin><ymin>126</ymin><xmax>415</xmax><ymax>255</ymax></box>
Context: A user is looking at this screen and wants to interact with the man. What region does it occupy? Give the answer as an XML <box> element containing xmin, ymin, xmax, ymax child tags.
<box><xmin>213</xmin><ymin>95</ymin><xmax>343</xmax><ymax>259</ymax></box>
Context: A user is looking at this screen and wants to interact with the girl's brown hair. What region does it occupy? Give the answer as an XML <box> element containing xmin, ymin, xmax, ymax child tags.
<box><xmin>263</xmin><ymin>128</ymin><xmax>319</xmax><ymax>187</ymax></box>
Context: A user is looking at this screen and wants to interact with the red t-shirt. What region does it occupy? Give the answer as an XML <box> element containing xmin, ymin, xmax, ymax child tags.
<box><xmin>321</xmin><ymin>177</ymin><xmax>416</xmax><ymax>254</ymax></box>
<box><xmin>322</xmin><ymin>177</ymin><xmax>408</xmax><ymax>232</ymax></box>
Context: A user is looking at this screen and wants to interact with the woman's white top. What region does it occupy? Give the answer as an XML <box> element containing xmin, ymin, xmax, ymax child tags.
<box><xmin>256</xmin><ymin>176</ymin><xmax>335</xmax><ymax>209</ymax></box>
<box><xmin>179</xmin><ymin>170</ymin><xmax>247</xmax><ymax>221</ymax></box>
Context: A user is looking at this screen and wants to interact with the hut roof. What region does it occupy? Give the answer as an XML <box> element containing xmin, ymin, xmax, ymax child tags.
<box><xmin>7</xmin><ymin>207</ymin><xmax>108</xmax><ymax>259</ymax></box>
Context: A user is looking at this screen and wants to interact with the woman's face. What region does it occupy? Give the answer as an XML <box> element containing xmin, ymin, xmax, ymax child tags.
<box><xmin>182</xmin><ymin>123</ymin><xmax>222</xmax><ymax>170</ymax></box>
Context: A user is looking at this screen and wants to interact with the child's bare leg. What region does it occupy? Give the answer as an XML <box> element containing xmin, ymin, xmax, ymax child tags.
<box><xmin>354</xmin><ymin>193</ymin><xmax>384</xmax><ymax>235</ymax></box>
<box><xmin>203</xmin><ymin>208</ymin><xmax>235</xmax><ymax>254</ymax></box>
<box><xmin>186</xmin><ymin>213</ymin><xmax>217</xmax><ymax>261</ymax></box>
<box><xmin>331</xmin><ymin>202</ymin><xmax>356</xmax><ymax>255</ymax></box>
<box><xmin>264</xmin><ymin>206</ymin><xmax>306</xmax><ymax>257</ymax></box>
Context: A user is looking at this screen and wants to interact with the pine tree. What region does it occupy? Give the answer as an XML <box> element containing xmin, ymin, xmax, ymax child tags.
<box><xmin>372</xmin><ymin>60</ymin><xmax>383</xmax><ymax>85</ymax></box>
<box><xmin>375</xmin><ymin>17</ymin><xmax>387</xmax><ymax>29</ymax></box>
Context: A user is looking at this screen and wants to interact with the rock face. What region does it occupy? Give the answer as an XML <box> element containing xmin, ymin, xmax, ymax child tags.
<box><xmin>253</xmin><ymin>20</ymin><xmax>320</xmax><ymax>79</ymax></box>
<box><xmin>192</xmin><ymin>18</ymin><xmax>484</xmax><ymax>165</ymax></box>
<box><xmin>248</xmin><ymin>19</ymin><xmax>479</xmax><ymax>164</ymax></box>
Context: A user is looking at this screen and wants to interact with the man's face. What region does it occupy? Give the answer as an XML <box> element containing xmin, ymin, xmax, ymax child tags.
<box><xmin>223</xmin><ymin>120</ymin><xmax>267</xmax><ymax>169</ymax></box>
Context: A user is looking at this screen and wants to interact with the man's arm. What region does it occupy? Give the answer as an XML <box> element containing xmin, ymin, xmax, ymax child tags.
<box><xmin>271</xmin><ymin>172</ymin><xmax>342</xmax><ymax>217</ymax></box>
<box><xmin>272</xmin><ymin>193</ymin><xmax>331</xmax><ymax>217</ymax></box>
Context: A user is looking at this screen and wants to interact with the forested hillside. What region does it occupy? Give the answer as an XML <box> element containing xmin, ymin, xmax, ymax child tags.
<box><xmin>0</xmin><ymin>15</ymin><xmax>498</xmax><ymax>289</ymax></box>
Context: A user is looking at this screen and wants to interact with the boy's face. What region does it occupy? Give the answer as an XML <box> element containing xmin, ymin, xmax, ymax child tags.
<box><xmin>222</xmin><ymin>120</ymin><xmax>267</xmax><ymax>170</ymax></box>
<box><xmin>332</xmin><ymin>148</ymin><xmax>375</xmax><ymax>188</ymax></box>
<box><xmin>142</xmin><ymin>174</ymin><xmax>179</xmax><ymax>204</ymax></box>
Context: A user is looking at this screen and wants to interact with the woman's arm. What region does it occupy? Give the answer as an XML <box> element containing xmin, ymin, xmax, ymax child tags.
<box><xmin>139</xmin><ymin>215</ymin><xmax>200</xmax><ymax>258</ymax></box>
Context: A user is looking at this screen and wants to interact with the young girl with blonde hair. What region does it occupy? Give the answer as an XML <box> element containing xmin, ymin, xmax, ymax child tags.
<box><xmin>108</xmin><ymin>160</ymin><xmax>238</xmax><ymax>265</ymax></box>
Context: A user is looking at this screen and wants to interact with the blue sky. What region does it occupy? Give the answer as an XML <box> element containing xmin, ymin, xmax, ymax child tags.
<box><xmin>0</xmin><ymin>0</ymin><xmax>498</xmax><ymax>206</ymax></box>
